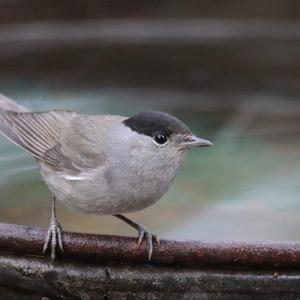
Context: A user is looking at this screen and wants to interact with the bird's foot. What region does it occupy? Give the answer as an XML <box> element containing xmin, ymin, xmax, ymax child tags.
<box><xmin>42</xmin><ymin>218</ymin><xmax>64</xmax><ymax>262</ymax></box>
<box><xmin>137</xmin><ymin>225</ymin><xmax>160</xmax><ymax>262</ymax></box>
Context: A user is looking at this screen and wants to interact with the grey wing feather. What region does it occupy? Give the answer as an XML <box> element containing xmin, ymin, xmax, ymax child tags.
<box><xmin>0</xmin><ymin>110</ymin><xmax>76</xmax><ymax>169</ymax></box>
<box><xmin>0</xmin><ymin>94</ymin><xmax>28</xmax><ymax>112</ymax></box>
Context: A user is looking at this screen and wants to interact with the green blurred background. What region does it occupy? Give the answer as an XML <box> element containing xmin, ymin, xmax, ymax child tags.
<box><xmin>0</xmin><ymin>1</ymin><xmax>300</xmax><ymax>241</ymax></box>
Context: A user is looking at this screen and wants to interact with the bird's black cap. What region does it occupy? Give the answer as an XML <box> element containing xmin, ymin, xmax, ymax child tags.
<box><xmin>123</xmin><ymin>111</ymin><xmax>191</xmax><ymax>137</ymax></box>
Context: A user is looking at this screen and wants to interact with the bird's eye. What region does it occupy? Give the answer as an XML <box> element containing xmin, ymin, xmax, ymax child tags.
<box><xmin>154</xmin><ymin>133</ymin><xmax>168</xmax><ymax>145</ymax></box>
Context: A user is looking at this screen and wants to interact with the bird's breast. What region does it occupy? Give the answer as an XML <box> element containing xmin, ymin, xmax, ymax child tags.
<box><xmin>38</xmin><ymin>157</ymin><xmax>178</xmax><ymax>215</ymax></box>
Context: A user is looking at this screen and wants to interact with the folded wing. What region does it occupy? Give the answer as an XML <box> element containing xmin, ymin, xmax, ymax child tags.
<box><xmin>0</xmin><ymin>110</ymin><xmax>76</xmax><ymax>169</ymax></box>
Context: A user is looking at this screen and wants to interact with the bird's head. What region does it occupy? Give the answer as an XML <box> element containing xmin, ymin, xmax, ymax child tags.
<box><xmin>119</xmin><ymin>111</ymin><xmax>213</xmax><ymax>168</ymax></box>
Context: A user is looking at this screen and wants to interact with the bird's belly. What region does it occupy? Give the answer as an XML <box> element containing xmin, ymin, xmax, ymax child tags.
<box><xmin>54</xmin><ymin>180</ymin><xmax>166</xmax><ymax>215</ymax></box>
<box><xmin>40</xmin><ymin>166</ymin><xmax>173</xmax><ymax>215</ymax></box>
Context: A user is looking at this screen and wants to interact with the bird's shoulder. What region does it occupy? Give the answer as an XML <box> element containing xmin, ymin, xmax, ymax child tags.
<box><xmin>59</xmin><ymin>114</ymin><xmax>126</xmax><ymax>170</ymax></box>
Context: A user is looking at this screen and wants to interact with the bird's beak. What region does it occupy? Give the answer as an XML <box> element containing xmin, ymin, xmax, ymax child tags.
<box><xmin>181</xmin><ymin>135</ymin><xmax>214</xmax><ymax>149</ymax></box>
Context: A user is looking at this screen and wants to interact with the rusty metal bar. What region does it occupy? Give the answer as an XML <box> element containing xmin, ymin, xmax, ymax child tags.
<box><xmin>1</xmin><ymin>253</ymin><xmax>300</xmax><ymax>300</ymax></box>
<box><xmin>0</xmin><ymin>222</ymin><xmax>300</xmax><ymax>269</ymax></box>
<box><xmin>1</xmin><ymin>253</ymin><xmax>300</xmax><ymax>299</ymax></box>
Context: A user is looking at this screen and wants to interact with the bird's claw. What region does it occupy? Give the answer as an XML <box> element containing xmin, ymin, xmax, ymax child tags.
<box><xmin>42</xmin><ymin>218</ymin><xmax>64</xmax><ymax>262</ymax></box>
<box><xmin>137</xmin><ymin>226</ymin><xmax>160</xmax><ymax>261</ymax></box>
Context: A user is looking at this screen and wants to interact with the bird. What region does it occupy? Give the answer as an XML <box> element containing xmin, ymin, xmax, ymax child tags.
<box><xmin>0</xmin><ymin>94</ymin><xmax>213</xmax><ymax>261</ymax></box>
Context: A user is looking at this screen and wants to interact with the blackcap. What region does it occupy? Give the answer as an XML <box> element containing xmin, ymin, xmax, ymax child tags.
<box><xmin>0</xmin><ymin>95</ymin><xmax>213</xmax><ymax>261</ymax></box>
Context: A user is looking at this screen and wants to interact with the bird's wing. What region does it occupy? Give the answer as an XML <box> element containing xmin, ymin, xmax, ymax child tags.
<box><xmin>0</xmin><ymin>110</ymin><xmax>78</xmax><ymax>170</ymax></box>
<box><xmin>58</xmin><ymin>114</ymin><xmax>124</xmax><ymax>170</ymax></box>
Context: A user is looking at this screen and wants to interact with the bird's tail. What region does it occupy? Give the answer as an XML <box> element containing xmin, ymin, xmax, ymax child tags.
<box><xmin>0</xmin><ymin>94</ymin><xmax>29</xmax><ymax>112</ymax></box>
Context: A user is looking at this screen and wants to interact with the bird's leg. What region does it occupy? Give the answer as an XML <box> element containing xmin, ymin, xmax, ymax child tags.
<box><xmin>114</xmin><ymin>214</ymin><xmax>160</xmax><ymax>261</ymax></box>
<box><xmin>42</xmin><ymin>195</ymin><xmax>64</xmax><ymax>261</ymax></box>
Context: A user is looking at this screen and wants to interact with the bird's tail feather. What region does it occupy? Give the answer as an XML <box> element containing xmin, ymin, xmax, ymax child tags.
<box><xmin>0</xmin><ymin>94</ymin><xmax>29</xmax><ymax>112</ymax></box>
